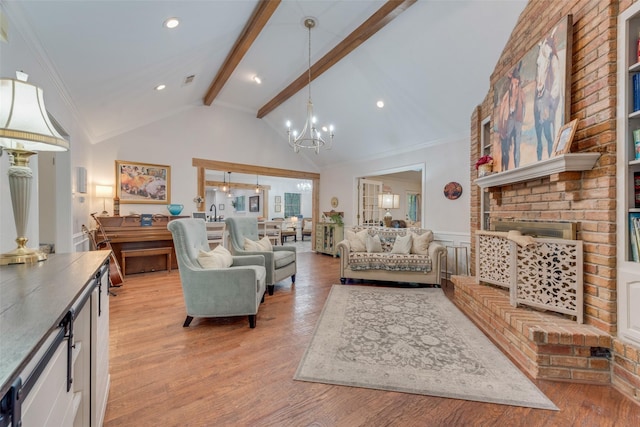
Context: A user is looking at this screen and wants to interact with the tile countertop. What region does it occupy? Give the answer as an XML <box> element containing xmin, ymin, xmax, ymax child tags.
<box><xmin>0</xmin><ymin>251</ymin><xmax>109</xmax><ymax>398</ymax></box>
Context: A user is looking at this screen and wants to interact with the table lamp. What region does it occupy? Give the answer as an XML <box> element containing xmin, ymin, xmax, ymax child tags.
<box><xmin>0</xmin><ymin>72</ymin><xmax>69</xmax><ymax>265</ymax></box>
<box><xmin>378</xmin><ymin>193</ymin><xmax>400</xmax><ymax>227</ymax></box>
<box><xmin>95</xmin><ymin>185</ymin><xmax>113</xmax><ymax>215</ymax></box>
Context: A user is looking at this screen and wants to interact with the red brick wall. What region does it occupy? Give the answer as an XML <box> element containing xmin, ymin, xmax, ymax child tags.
<box><xmin>470</xmin><ymin>0</ymin><xmax>618</xmax><ymax>333</ymax></box>
<box><xmin>471</xmin><ymin>0</ymin><xmax>640</xmax><ymax>403</ymax></box>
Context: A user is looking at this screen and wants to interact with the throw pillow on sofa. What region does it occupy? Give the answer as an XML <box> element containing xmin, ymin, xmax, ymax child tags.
<box><xmin>411</xmin><ymin>231</ymin><xmax>433</xmax><ymax>255</ymax></box>
<box><xmin>346</xmin><ymin>229</ymin><xmax>368</xmax><ymax>252</ymax></box>
<box><xmin>391</xmin><ymin>233</ymin><xmax>412</xmax><ymax>254</ymax></box>
<box><xmin>244</xmin><ymin>236</ymin><xmax>273</xmax><ymax>252</ymax></box>
<box><xmin>366</xmin><ymin>234</ymin><xmax>383</xmax><ymax>253</ymax></box>
<box><xmin>197</xmin><ymin>245</ymin><xmax>233</xmax><ymax>269</ymax></box>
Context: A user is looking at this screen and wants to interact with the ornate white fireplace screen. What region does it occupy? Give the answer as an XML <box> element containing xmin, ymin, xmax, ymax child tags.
<box><xmin>476</xmin><ymin>231</ymin><xmax>583</xmax><ymax>323</ymax></box>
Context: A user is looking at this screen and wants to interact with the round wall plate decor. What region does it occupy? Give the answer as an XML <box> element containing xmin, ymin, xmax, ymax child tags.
<box><xmin>331</xmin><ymin>197</ymin><xmax>339</xmax><ymax>208</ymax></box>
<box><xmin>443</xmin><ymin>182</ymin><xmax>462</xmax><ymax>200</ymax></box>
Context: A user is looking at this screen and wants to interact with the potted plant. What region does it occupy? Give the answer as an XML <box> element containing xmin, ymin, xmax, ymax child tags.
<box><xmin>475</xmin><ymin>155</ymin><xmax>494</xmax><ymax>176</ymax></box>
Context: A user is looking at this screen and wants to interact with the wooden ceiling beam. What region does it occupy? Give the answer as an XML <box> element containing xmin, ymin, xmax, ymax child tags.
<box><xmin>256</xmin><ymin>0</ymin><xmax>416</xmax><ymax>119</ymax></box>
<box><xmin>203</xmin><ymin>0</ymin><xmax>281</xmax><ymax>106</ymax></box>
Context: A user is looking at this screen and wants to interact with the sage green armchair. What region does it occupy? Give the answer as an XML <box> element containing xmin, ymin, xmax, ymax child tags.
<box><xmin>226</xmin><ymin>217</ymin><xmax>296</xmax><ymax>295</ymax></box>
<box><xmin>167</xmin><ymin>218</ymin><xmax>267</xmax><ymax>328</ymax></box>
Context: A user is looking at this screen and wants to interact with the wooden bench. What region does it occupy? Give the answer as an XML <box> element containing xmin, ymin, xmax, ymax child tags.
<box><xmin>121</xmin><ymin>247</ymin><xmax>172</xmax><ymax>277</ymax></box>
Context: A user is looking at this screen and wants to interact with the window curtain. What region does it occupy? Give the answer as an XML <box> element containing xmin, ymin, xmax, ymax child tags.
<box><xmin>407</xmin><ymin>194</ymin><xmax>420</xmax><ymax>222</ymax></box>
<box><xmin>284</xmin><ymin>193</ymin><xmax>301</xmax><ymax>218</ymax></box>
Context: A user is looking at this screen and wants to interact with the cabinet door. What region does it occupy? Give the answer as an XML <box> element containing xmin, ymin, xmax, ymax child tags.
<box><xmin>92</xmin><ymin>266</ymin><xmax>110</xmax><ymax>426</ymax></box>
<box><xmin>619</xmin><ymin>267</ymin><xmax>640</xmax><ymax>344</ymax></box>
<box><xmin>21</xmin><ymin>335</ymin><xmax>75</xmax><ymax>426</ymax></box>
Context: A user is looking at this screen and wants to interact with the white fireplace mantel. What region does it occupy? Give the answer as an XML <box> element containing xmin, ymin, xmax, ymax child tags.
<box><xmin>475</xmin><ymin>153</ymin><xmax>600</xmax><ymax>189</ymax></box>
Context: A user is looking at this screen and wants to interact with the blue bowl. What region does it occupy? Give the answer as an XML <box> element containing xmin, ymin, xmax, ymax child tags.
<box><xmin>167</xmin><ymin>204</ymin><xmax>184</xmax><ymax>215</ymax></box>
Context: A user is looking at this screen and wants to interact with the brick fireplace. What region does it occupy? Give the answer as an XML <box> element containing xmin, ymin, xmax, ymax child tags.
<box><xmin>462</xmin><ymin>0</ymin><xmax>640</xmax><ymax>403</ymax></box>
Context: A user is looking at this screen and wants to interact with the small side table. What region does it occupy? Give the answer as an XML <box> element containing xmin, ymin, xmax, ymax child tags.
<box><xmin>445</xmin><ymin>245</ymin><xmax>469</xmax><ymax>280</ymax></box>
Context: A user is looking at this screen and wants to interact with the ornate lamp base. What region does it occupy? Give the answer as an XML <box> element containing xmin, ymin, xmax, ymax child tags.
<box><xmin>0</xmin><ymin>246</ymin><xmax>47</xmax><ymax>265</ymax></box>
<box><xmin>383</xmin><ymin>211</ymin><xmax>392</xmax><ymax>228</ymax></box>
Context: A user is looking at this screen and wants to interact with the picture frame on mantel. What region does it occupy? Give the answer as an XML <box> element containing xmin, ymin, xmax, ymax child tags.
<box><xmin>491</xmin><ymin>14</ymin><xmax>573</xmax><ymax>172</ymax></box>
<box><xmin>552</xmin><ymin>119</ymin><xmax>578</xmax><ymax>156</ymax></box>
<box><xmin>115</xmin><ymin>160</ymin><xmax>170</xmax><ymax>204</ymax></box>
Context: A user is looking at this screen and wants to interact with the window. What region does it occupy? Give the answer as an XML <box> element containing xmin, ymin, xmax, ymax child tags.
<box><xmin>284</xmin><ymin>193</ymin><xmax>301</xmax><ymax>218</ymax></box>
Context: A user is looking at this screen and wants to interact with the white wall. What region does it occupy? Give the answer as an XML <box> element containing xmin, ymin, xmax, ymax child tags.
<box><xmin>90</xmin><ymin>106</ymin><xmax>319</xmax><ymax>217</ymax></box>
<box><xmin>319</xmin><ymin>138</ymin><xmax>470</xmax><ymax>236</ymax></box>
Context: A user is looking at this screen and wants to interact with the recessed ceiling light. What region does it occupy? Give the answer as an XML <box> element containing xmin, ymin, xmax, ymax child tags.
<box><xmin>155</xmin><ymin>84</ymin><xmax>166</xmax><ymax>91</ymax></box>
<box><xmin>376</xmin><ymin>100</ymin><xmax>385</xmax><ymax>108</ymax></box>
<box><xmin>164</xmin><ymin>17</ymin><xmax>179</xmax><ymax>29</ymax></box>
<box><xmin>253</xmin><ymin>75</ymin><xmax>262</xmax><ymax>84</ymax></box>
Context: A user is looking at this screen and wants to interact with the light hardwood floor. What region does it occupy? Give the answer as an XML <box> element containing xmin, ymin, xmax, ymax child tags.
<box><xmin>104</xmin><ymin>252</ymin><xmax>640</xmax><ymax>426</ymax></box>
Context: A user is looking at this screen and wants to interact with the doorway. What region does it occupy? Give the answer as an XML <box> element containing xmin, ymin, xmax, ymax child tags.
<box><xmin>357</xmin><ymin>165</ymin><xmax>423</xmax><ymax>227</ymax></box>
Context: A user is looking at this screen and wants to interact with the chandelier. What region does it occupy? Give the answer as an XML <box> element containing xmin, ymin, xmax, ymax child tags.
<box><xmin>297</xmin><ymin>181</ymin><xmax>312</xmax><ymax>192</ymax></box>
<box><xmin>286</xmin><ymin>17</ymin><xmax>334</xmax><ymax>154</ymax></box>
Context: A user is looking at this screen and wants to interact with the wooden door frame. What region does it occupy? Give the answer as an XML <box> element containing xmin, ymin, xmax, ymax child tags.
<box><xmin>192</xmin><ymin>158</ymin><xmax>320</xmax><ymax>242</ymax></box>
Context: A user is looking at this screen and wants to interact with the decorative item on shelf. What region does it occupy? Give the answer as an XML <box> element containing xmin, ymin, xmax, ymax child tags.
<box><xmin>475</xmin><ymin>155</ymin><xmax>494</xmax><ymax>177</ymax></box>
<box><xmin>378</xmin><ymin>193</ymin><xmax>399</xmax><ymax>227</ymax></box>
<box><xmin>551</xmin><ymin>119</ymin><xmax>578</xmax><ymax>156</ymax></box>
<box><xmin>323</xmin><ymin>211</ymin><xmax>344</xmax><ymax>226</ymax></box>
<box><xmin>95</xmin><ymin>185</ymin><xmax>113</xmax><ymax>215</ymax></box>
<box><xmin>285</xmin><ymin>17</ymin><xmax>334</xmax><ymax>154</ymax></box>
<box><xmin>113</xmin><ymin>196</ymin><xmax>120</xmax><ymax>216</ymax></box>
<box><xmin>167</xmin><ymin>204</ymin><xmax>184</xmax><ymax>216</ymax></box>
<box><xmin>634</xmin><ymin>129</ymin><xmax>640</xmax><ymax>160</ymax></box>
<box><xmin>140</xmin><ymin>213</ymin><xmax>153</xmax><ymax>226</ymax></box>
<box><xmin>0</xmin><ymin>71</ymin><xmax>70</xmax><ymax>265</ymax></box>
<box><xmin>634</xmin><ymin>73</ymin><xmax>640</xmax><ymax>112</ymax></box>
<box><xmin>635</xmin><ymin>172</ymin><xmax>640</xmax><ymax>208</ymax></box>
<box><xmin>443</xmin><ymin>182</ymin><xmax>463</xmax><ymax>200</ymax></box>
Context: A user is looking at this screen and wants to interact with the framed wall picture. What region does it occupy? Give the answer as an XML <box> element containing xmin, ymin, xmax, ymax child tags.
<box><xmin>233</xmin><ymin>196</ymin><xmax>246</xmax><ymax>212</ymax></box>
<box><xmin>491</xmin><ymin>15</ymin><xmax>573</xmax><ymax>172</ymax></box>
<box><xmin>116</xmin><ymin>160</ymin><xmax>170</xmax><ymax>204</ymax></box>
<box><xmin>275</xmin><ymin>195</ymin><xmax>282</xmax><ymax>204</ymax></box>
<box><xmin>275</xmin><ymin>204</ymin><xmax>282</xmax><ymax>213</ymax></box>
<box><xmin>219</xmin><ymin>204</ymin><xmax>225</xmax><ymax>211</ymax></box>
<box><xmin>552</xmin><ymin>119</ymin><xmax>578</xmax><ymax>156</ymax></box>
<box><xmin>249</xmin><ymin>195</ymin><xmax>259</xmax><ymax>212</ymax></box>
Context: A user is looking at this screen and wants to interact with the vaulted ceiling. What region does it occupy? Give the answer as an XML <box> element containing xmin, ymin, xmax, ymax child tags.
<box><xmin>3</xmin><ymin>0</ymin><xmax>526</xmax><ymax>169</ymax></box>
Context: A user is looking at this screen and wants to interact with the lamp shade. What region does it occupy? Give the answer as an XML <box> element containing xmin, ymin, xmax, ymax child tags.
<box><xmin>378</xmin><ymin>193</ymin><xmax>400</xmax><ymax>209</ymax></box>
<box><xmin>95</xmin><ymin>185</ymin><xmax>113</xmax><ymax>198</ymax></box>
<box><xmin>0</xmin><ymin>73</ymin><xmax>69</xmax><ymax>152</ymax></box>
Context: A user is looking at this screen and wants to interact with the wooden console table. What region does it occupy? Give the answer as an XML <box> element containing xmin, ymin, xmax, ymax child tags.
<box><xmin>97</xmin><ymin>215</ymin><xmax>186</xmax><ymax>276</ymax></box>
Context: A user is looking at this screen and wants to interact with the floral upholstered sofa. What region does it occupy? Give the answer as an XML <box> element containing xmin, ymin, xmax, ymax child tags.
<box><xmin>336</xmin><ymin>226</ymin><xmax>446</xmax><ymax>286</ymax></box>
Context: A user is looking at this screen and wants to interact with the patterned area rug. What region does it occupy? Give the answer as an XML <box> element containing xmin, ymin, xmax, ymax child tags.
<box><xmin>294</xmin><ymin>285</ymin><xmax>558</xmax><ymax>410</ymax></box>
